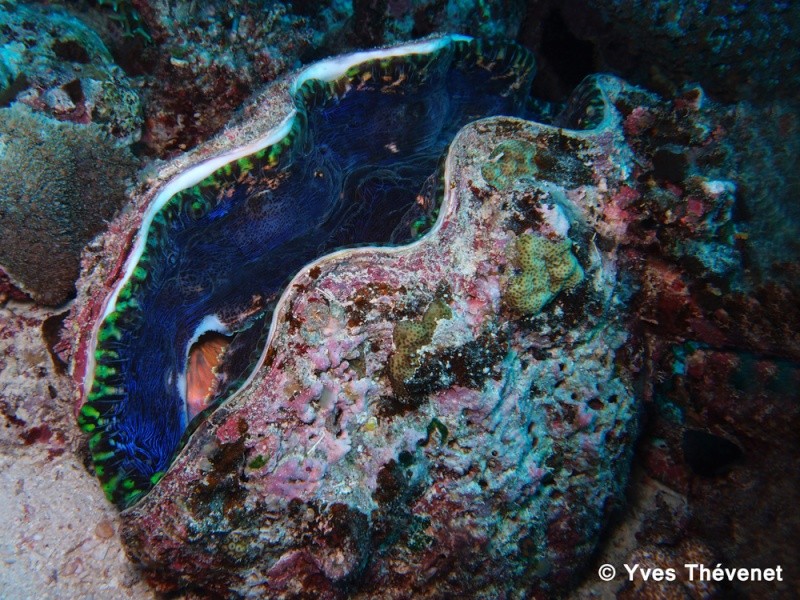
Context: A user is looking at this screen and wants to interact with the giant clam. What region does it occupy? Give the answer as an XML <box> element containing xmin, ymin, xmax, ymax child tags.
<box><xmin>70</xmin><ymin>36</ymin><xmax>639</xmax><ymax>596</ymax></box>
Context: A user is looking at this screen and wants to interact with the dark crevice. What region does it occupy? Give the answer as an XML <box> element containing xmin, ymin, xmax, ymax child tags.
<box><xmin>521</xmin><ymin>6</ymin><xmax>598</xmax><ymax>102</ymax></box>
<box><xmin>51</xmin><ymin>39</ymin><xmax>90</xmax><ymax>63</ymax></box>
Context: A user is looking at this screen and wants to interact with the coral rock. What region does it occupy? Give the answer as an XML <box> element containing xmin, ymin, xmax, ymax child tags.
<box><xmin>0</xmin><ymin>3</ymin><xmax>142</xmax><ymax>143</ymax></box>
<box><xmin>0</xmin><ymin>104</ymin><xmax>138</xmax><ymax>306</ymax></box>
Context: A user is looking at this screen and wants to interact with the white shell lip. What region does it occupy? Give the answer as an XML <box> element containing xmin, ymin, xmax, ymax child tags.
<box><xmin>82</xmin><ymin>34</ymin><xmax>476</xmax><ymax>405</ymax></box>
<box><xmin>290</xmin><ymin>34</ymin><xmax>472</xmax><ymax>94</ymax></box>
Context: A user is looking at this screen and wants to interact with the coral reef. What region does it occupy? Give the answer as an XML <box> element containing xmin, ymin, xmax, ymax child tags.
<box><xmin>94</xmin><ymin>0</ymin><xmax>150</xmax><ymax>40</ymax></box>
<box><xmin>113</xmin><ymin>0</ymin><xmax>341</xmax><ymax>156</ymax></box>
<box><xmin>480</xmin><ymin>138</ymin><xmax>538</xmax><ymax>187</ymax></box>
<box><xmin>0</xmin><ymin>2</ymin><xmax>142</xmax><ymax>143</ymax></box>
<box><xmin>388</xmin><ymin>298</ymin><xmax>452</xmax><ymax>397</ymax></box>
<box><xmin>0</xmin><ymin>104</ymin><xmax>138</xmax><ymax>305</ymax></box>
<box><xmin>564</xmin><ymin>74</ymin><xmax>800</xmax><ymax>598</ymax></box>
<box><xmin>71</xmin><ymin>66</ymin><xmax>799</xmax><ymax>598</ymax></box>
<box><xmin>0</xmin><ymin>1</ymin><xmax>793</xmax><ymax>597</ymax></box>
<box><xmin>76</xmin><ymin>0</ymin><xmax>532</xmax><ymax>157</ymax></box>
<box><xmin>583</xmin><ymin>0</ymin><xmax>800</xmax><ymax>102</ymax></box>
<box><xmin>352</xmin><ymin>0</ymin><xmax>527</xmax><ymax>47</ymax></box>
<box><xmin>725</xmin><ymin>99</ymin><xmax>800</xmax><ymax>283</ymax></box>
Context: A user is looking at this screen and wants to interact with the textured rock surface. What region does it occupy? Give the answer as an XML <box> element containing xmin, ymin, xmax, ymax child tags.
<box><xmin>0</xmin><ymin>2</ymin><xmax>142</xmax><ymax>143</ymax></box>
<box><xmin>581</xmin><ymin>0</ymin><xmax>800</xmax><ymax>102</ymax></box>
<box><xmin>0</xmin><ymin>104</ymin><xmax>138</xmax><ymax>306</ymax></box>
<box><xmin>79</xmin><ymin>0</ymin><xmax>531</xmax><ymax>158</ymax></box>
<box><xmin>567</xmin><ymin>74</ymin><xmax>800</xmax><ymax>600</ymax></box>
<box><xmin>117</xmin><ymin>0</ymin><xmax>329</xmax><ymax>157</ymax></box>
<box><xmin>351</xmin><ymin>0</ymin><xmax>527</xmax><ymax>47</ymax></box>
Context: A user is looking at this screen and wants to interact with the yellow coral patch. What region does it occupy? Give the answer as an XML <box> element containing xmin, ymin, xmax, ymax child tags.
<box><xmin>506</xmin><ymin>233</ymin><xmax>584</xmax><ymax>315</ymax></box>
<box><xmin>389</xmin><ymin>298</ymin><xmax>452</xmax><ymax>394</ymax></box>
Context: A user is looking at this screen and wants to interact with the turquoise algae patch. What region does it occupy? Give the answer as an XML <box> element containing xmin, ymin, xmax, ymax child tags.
<box><xmin>79</xmin><ymin>35</ymin><xmax>536</xmax><ymax>507</ymax></box>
